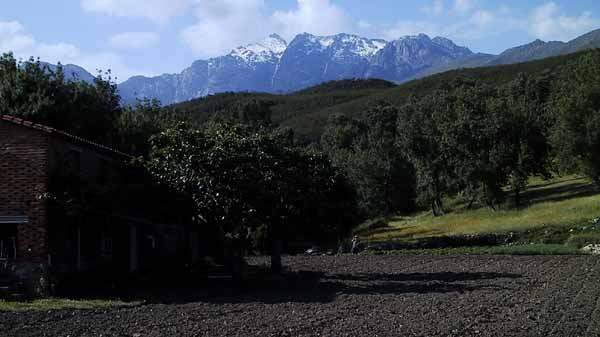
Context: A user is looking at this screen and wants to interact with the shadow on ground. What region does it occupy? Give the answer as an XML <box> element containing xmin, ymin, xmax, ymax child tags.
<box><xmin>523</xmin><ymin>180</ymin><xmax>598</xmax><ymax>205</ymax></box>
<box><xmin>56</xmin><ymin>267</ymin><xmax>521</xmax><ymax>306</ymax></box>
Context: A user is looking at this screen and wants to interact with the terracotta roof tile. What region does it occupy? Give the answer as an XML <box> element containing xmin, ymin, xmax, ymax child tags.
<box><xmin>1</xmin><ymin>114</ymin><xmax>131</xmax><ymax>159</ymax></box>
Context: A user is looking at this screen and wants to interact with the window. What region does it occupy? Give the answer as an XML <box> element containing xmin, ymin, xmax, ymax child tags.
<box><xmin>101</xmin><ymin>234</ymin><xmax>113</xmax><ymax>257</ymax></box>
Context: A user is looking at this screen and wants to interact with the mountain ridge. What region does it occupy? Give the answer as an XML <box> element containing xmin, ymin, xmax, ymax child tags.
<box><xmin>118</xmin><ymin>32</ymin><xmax>475</xmax><ymax>105</ymax></box>
<box><xmin>36</xmin><ymin>29</ymin><xmax>600</xmax><ymax>105</ymax></box>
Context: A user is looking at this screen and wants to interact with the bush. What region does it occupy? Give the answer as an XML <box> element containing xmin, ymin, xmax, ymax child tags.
<box><xmin>566</xmin><ymin>232</ymin><xmax>600</xmax><ymax>248</ymax></box>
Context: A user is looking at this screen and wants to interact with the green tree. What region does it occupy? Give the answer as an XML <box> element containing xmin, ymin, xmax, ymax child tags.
<box><xmin>490</xmin><ymin>73</ymin><xmax>552</xmax><ymax>205</ymax></box>
<box><xmin>145</xmin><ymin>122</ymin><xmax>357</xmax><ymax>275</ymax></box>
<box><xmin>115</xmin><ymin>98</ymin><xmax>179</xmax><ymax>155</ymax></box>
<box><xmin>397</xmin><ymin>92</ymin><xmax>455</xmax><ymax>216</ymax></box>
<box><xmin>0</xmin><ymin>53</ymin><xmax>121</xmax><ymax>146</ymax></box>
<box><xmin>443</xmin><ymin>83</ymin><xmax>511</xmax><ymax>209</ymax></box>
<box><xmin>550</xmin><ymin>50</ymin><xmax>600</xmax><ymax>183</ymax></box>
<box><xmin>322</xmin><ymin>103</ymin><xmax>416</xmax><ymax>218</ymax></box>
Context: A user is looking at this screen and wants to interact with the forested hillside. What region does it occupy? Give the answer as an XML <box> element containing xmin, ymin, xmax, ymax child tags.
<box><xmin>3</xmin><ymin>49</ymin><xmax>600</xmax><ymax>249</ymax></box>
<box><xmin>168</xmin><ymin>51</ymin><xmax>587</xmax><ymax>141</ymax></box>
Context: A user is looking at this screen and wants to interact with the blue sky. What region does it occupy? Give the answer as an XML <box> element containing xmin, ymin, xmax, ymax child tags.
<box><xmin>1</xmin><ymin>0</ymin><xmax>599</xmax><ymax>82</ymax></box>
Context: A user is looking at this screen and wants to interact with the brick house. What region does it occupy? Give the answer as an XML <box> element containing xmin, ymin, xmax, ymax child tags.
<box><xmin>1</xmin><ymin>115</ymin><xmax>200</xmax><ymax>295</ymax></box>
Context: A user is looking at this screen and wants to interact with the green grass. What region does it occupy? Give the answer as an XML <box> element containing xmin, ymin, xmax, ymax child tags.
<box><xmin>365</xmin><ymin>176</ymin><xmax>600</xmax><ymax>242</ymax></box>
<box><xmin>370</xmin><ymin>244</ymin><xmax>584</xmax><ymax>256</ymax></box>
<box><xmin>0</xmin><ymin>298</ymin><xmax>142</xmax><ymax>311</ymax></box>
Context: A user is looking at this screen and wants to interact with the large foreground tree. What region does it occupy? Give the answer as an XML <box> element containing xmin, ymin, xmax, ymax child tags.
<box><xmin>145</xmin><ymin>122</ymin><xmax>357</xmax><ymax>275</ymax></box>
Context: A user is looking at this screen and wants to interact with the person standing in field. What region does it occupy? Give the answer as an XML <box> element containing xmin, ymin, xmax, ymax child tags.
<box><xmin>351</xmin><ymin>235</ymin><xmax>360</xmax><ymax>254</ymax></box>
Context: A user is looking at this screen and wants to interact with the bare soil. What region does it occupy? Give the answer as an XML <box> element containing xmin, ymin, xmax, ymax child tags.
<box><xmin>2</xmin><ymin>255</ymin><xmax>600</xmax><ymax>337</ymax></box>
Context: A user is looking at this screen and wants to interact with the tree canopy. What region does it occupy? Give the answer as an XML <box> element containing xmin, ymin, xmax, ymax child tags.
<box><xmin>0</xmin><ymin>53</ymin><xmax>121</xmax><ymax>146</ymax></box>
<box><xmin>145</xmin><ymin>122</ymin><xmax>358</xmax><ymax>272</ymax></box>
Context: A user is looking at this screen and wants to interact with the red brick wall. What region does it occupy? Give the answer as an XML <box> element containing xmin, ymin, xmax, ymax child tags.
<box><xmin>0</xmin><ymin>121</ymin><xmax>49</xmax><ymax>259</ymax></box>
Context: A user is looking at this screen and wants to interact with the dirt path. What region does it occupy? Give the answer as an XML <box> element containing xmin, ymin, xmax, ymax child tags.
<box><xmin>1</xmin><ymin>255</ymin><xmax>599</xmax><ymax>337</ymax></box>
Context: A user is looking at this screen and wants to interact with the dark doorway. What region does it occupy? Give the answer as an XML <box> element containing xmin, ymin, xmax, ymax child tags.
<box><xmin>0</xmin><ymin>224</ymin><xmax>17</xmax><ymax>260</ymax></box>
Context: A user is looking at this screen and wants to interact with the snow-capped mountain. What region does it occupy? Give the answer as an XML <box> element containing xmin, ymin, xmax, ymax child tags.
<box><xmin>119</xmin><ymin>32</ymin><xmax>467</xmax><ymax>105</ymax></box>
<box><xmin>272</xmin><ymin>33</ymin><xmax>387</xmax><ymax>92</ymax></box>
<box><xmin>116</xmin><ymin>29</ymin><xmax>600</xmax><ymax>105</ymax></box>
<box><xmin>230</xmin><ymin>34</ymin><xmax>287</xmax><ymax>64</ymax></box>
<box><xmin>118</xmin><ymin>34</ymin><xmax>288</xmax><ymax>105</ymax></box>
<box><xmin>367</xmin><ymin>34</ymin><xmax>472</xmax><ymax>82</ymax></box>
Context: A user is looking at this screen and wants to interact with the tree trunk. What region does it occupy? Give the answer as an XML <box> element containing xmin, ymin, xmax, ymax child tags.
<box><xmin>487</xmin><ymin>198</ymin><xmax>498</xmax><ymax>211</ymax></box>
<box><xmin>271</xmin><ymin>239</ymin><xmax>282</xmax><ymax>274</ymax></box>
<box><xmin>467</xmin><ymin>197</ymin><xmax>475</xmax><ymax>209</ymax></box>
<box><xmin>432</xmin><ymin>195</ymin><xmax>445</xmax><ymax>217</ymax></box>
<box><xmin>228</xmin><ymin>238</ymin><xmax>246</xmax><ymax>284</ymax></box>
<box><xmin>432</xmin><ymin>200</ymin><xmax>440</xmax><ymax>217</ymax></box>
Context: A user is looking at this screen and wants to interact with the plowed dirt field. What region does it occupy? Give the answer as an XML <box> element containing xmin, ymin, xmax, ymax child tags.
<box><xmin>2</xmin><ymin>255</ymin><xmax>600</xmax><ymax>337</ymax></box>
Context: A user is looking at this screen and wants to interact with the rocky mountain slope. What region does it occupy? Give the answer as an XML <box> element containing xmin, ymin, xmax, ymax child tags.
<box><xmin>422</xmin><ymin>28</ymin><xmax>600</xmax><ymax>76</ymax></box>
<box><xmin>117</xmin><ymin>33</ymin><xmax>473</xmax><ymax>105</ymax></box>
<box><xmin>41</xmin><ymin>29</ymin><xmax>600</xmax><ymax>106</ymax></box>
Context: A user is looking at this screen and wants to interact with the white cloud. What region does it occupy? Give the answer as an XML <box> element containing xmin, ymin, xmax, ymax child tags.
<box><xmin>181</xmin><ymin>0</ymin><xmax>269</xmax><ymax>57</ymax></box>
<box><xmin>382</xmin><ymin>6</ymin><xmax>524</xmax><ymax>42</ymax></box>
<box><xmin>470</xmin><ymin>10</ymin><xmax>494</xmax><ymax>26</ymax></box>
<box><xmin>36</xmin><ymin>43</ymin><xmax>81</xmax><ymax>61</ymax></box>
<box><xmin>81</xmin><ymin>0</ymin><xmax>190</xmax><ymax>24</ymax></box>
<box><xmin>422</xmin><ymin>0</ymin><xmax>444</xmax><ymax>16</ymax></box>
<box><xmin>0</xmin><ymin>21</ymin><xmax>35</xmax><ymax>53</ymax></box>
<box><xmin>529</xmin><ymin>2</ymin><xmax>598</xmax><ymax>41</ymax></box>
<box><xmin>447</xmin><ymin>9</ymin><xmax>525</xmax><ymax>40</ymax></box>
<box><xmin>75</xmin><ymin>52</ymin><xmax>156</xmax><ymax>81</ymax></box>
<box><xmin>271</xmin><ymin>0</ymin><xmax>349</xmax><ymax>39</ymax></box>
<box><xmin>453</xmin><ymin>0</ymin><xmax>476</xmax><ymax>14</ymax></box>
<box><xmin>109</xmin><ymin>32</ymin><xmax>160</xmax><ymax>49</ymax></box>
<box><xmin>180</xmin><ymin>0</ymin><xmax>350</xmax><ymax>58</ymax></box>
<box><xmin>0</xmin><ymin>20</ymin><xmax>79</xmax><ymax>61</ymax></box>
<box><xmin>0</xmin><ymin>20</ymin><xmax>151</xmax><ymax>82</ymax></box>
<box><xmin>358</xmin><ymin>20</ymin><xmax>372</xmax><ymax>29</ymax></box>
<box><xmin>386</xmin><ymin>1</ymin><xmax>523</xmax><ymax>42</ymax></box>
<box><xmin>0</xmin><ymin>21</ymin><xmax>25</xmax><ymax>36</ymax></box>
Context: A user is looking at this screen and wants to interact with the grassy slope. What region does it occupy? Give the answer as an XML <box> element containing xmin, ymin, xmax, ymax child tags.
<box><xmin>366</xmin><ymin>176</ymin><xmax>600</xmax><ymax>242</ymax></box>
<box><xmin>0</xmin><ymin>298</ymin><xmax>140</xmax><ymax>311</ymax></box>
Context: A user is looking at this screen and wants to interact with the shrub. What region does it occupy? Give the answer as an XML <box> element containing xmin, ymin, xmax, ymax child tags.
<box><xmin>566</xmin><ymin>232</ymin><xmax>600</xmax><ymax>248</ymax></box>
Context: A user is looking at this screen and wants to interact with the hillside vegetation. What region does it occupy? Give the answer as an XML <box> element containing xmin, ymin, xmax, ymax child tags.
<box><xmin>164</xmin><ymin>50</ymin><xmax>600</xmax><ymax>232</ymax></box>
<box><xmin>168</xmin><ymin>51</ymin><xmax>587</xmax><ymax>140</ymax></box>
<box><xmin>4</xmin><ymin>49</ymin><xmax>600</xmax><ymax>254</ymax></box>
<box><xmin>363</xmin><ymin>176</ymin><xmax>600</xmax><ymax>243</ymax></box>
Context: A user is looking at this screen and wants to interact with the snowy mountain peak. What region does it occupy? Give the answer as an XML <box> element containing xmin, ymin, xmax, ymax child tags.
<box><xmin>335</xmin><ymin>34</ymin><xmax>387</xmax><ymax>58</ymax></box>
<box><xmin>388</xmin><ymin>33</ymin><xmax>472</xmax><ymax>61</ymax></box>
<box><xmin>119</xmin><ymin>30</ymin><xmax>530</xmax><ymax>105</ymax></box>
<box><xmin>263</xmin><ymin>34</ymin><xmax>288</xmax><ymax>55</ymax></box>
<box><xmin>231</xmin><ymin>34</ymin><xmax>288</xmax><ymax>63</ymax></box>
<box><xmin>291</xmin><ymin>33</ymin><xmax>387</xmax><ymax>57</ymax></box>
<box><xmin>397</xmin><ymin>33</ymin><xmax>432</xmax><ymax>41</ymax></box>
<box><xmin>292</xmin><ymin>33</ymin><xmax>333</xmax><ymax>49</ymax></box>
